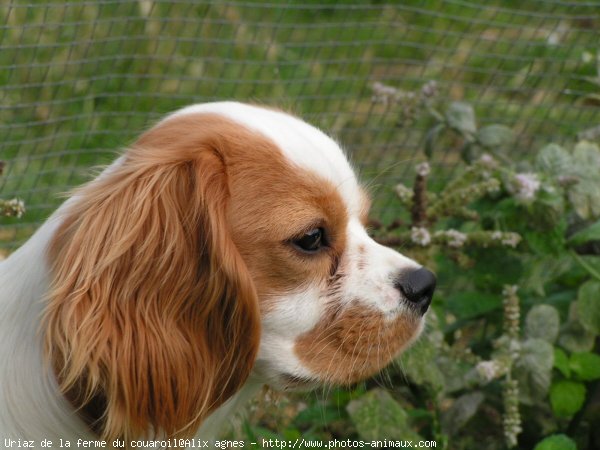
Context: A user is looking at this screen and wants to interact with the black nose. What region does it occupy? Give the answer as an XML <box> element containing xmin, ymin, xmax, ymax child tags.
<box><xmin>394</xmin><ymin>267</ymin><xmax>436</xmax><ymax>314</ymax></box>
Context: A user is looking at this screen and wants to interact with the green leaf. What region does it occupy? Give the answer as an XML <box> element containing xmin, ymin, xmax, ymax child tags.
<box><xmin>531</xmin><ymin>188</ymin><xmax>567</xmax><ymax>229</ymax></box>
<box><xmin>536</xmin><ymin>144</ymin><xmax>572</xmax><ymax>177</ymax></box>
<box><xmin>526</xmin><ymin>305</ymin><xmax>560</xmax><ymax>343</ymax></box>
<box><xmin>399</xmin><ymin>335</ymin><xmax>445</xmax><ymax>392</ymax></box>
<box><xmin>549</xmin><ymin>380</ymin><xmax>586</xmax><ymax>418</ymax></box>
<box><xmin>282</xmin><ymin>428</ymin><xmax>302</xmax><ymax>441</ymax></box>
<box><xmin>436</xmin><ymin>355</ymin><xmax>480</xmax><ymax>393</ymax></box>
<box><xmin>471</xmin><ymin>249</ymin><xmax>522</xmax><ymax>290</ymax></box>
<box><xmin>294</xmin><ymin>405</ymin><xmax>344</xmax><ymax>427</ymax></box>
<box><xmin>446</xmin><ymin>291</ymin><xmax>500</xmax><ymax>320</ymax></box>
<box><xmin>347</xmin><ymin>389</ymin><xmax>422</xmax><ymax>441</ymax></box>
<box><xmin>570</xmin><ymin>182</ymin><xmax>600</xmax><ymax>220</ymax></box>
<box><xmin>559</xmin><ymin>319</ymin><xmax>596</xmax><ymax>353</ymax></box>
<box><xmin>533</xmin><ymin>434</ymin><xmax>578</xmax><ymax>450</ymax></box>
<box><xmin>515</xmin><ymin>338</ymin><xmax>554</xmax><ymax>404</ymax></box>
<box><xmin>476</xmin><ymin>124</ymin><xmax>514</xmax><ymax>149</ymax></box>
<box><xmin>524</xmin><ymin>221</ymin><xmax>566</xmax><ymax>256</ymax></box>
<box><xmin>570</xmin><ymin>141</ymin><xmax>600</xmax><ymax>219</ymax></box>
<box><xmin>568</xmin><ymin>219</ymin><xmax>600</xmax><ymax>246</ymax></box>
<box><xmin>569</xmin><ymin>352</ymin><xmax>600</xmax><ymax>381</ymax></box>
<box><xmin>520</xmin><ymin>254</ymin><xmax>574</xmax><ymax>296</ymax></box>
<box><xmin>571</xmin><ymin>253</ymin><xmax>600</xmax><ymax>282</ymax></box>
<box><xmin>446</xmin><ymin>102</ymin><xmax>477</xmax><ymax>136</ymax></box>
<box><xmin>553</xmin><ymin>348</ymin><xmax>570</xmax><ymax>378</ymax></box>
<box><xmin>577</xmin><ymin>280</ymin><xmax>600</xmax><ymax>334</ymax></box>
<box><xmin>573</xmin><ymin>140</ymin><xmax>600</xmax><ymax>164</ymax></box>
<box><xmin>559</xmin><ymin>300</ymin><xmax>596</xmax><ymax>353</ymax></box>
<box><xmin>440</xmin><ymin>392</ymin><xmax>484</xmax><ymax>436</ymax></box>
<box><xmin>331</xmin><ymin>386</ymin><xmax>365</xmax><ymax>408</ymax></box>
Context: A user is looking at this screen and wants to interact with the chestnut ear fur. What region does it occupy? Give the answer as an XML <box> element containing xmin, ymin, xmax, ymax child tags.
<box><xmin>43</xmin><ymin>119</ymin><xmax>261</xmax><ymax>440</ymax></box>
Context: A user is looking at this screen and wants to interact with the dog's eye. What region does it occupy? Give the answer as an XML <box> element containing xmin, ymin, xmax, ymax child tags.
<box><xmin>293</xmin><ymin>228</ymin><xmax>326</xmax><ymax>253</ymax></box>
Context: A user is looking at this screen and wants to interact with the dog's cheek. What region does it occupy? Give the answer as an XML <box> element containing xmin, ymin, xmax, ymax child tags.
<box><xmin>293</xmin><ymin>305</ymin><xmax>422</xmax><ymax>384</ymax></box>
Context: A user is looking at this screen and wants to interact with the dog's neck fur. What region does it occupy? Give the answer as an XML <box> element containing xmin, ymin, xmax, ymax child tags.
<box><xmin>0</xmin><ymin>206</ymin><xmax>258</xmax><ymax>444</ymax></box>
<box><xmin>0</xmin><ymin>212</ymin><xmax>88</xmax><ymax>439</ymax></box>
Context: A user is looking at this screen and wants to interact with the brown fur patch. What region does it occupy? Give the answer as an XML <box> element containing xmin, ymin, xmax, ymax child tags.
<box><xmin>43</xmin><ymin>112</ymin><xmax>349</xmax><ymax>440</ymax></box>
<box><xmin>294</xmin><ymin>304</ymin><xmax>421</xmax><ymax>385</ymax></box>
<box><xmin>137</xmin><ymin>114</ymin><xmax>349</xmax><ymax>305</ymax></box>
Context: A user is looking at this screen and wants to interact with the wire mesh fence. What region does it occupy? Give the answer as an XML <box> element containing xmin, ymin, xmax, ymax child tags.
<box><xmin>1</xmin><ymin>0</ymin><xmax>599</xmax><ymax>250</ymax></box>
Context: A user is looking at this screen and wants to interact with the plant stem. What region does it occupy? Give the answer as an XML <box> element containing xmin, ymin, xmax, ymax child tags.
<box><xmin>412</xmin><ymin>169</ymin><xmax>428</xmax><ymax>227</ymax></box>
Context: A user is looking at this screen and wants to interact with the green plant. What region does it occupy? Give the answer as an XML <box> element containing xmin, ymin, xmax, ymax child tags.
<box><xmin>367</xmin><ymin>86</ymin><xmax>600</xmax><ymax>449</ymax></box>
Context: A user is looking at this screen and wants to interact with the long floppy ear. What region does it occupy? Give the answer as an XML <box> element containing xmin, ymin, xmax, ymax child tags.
<box><xmin>43</xmin><ymin>118</ymin><xmax>261</xmax><ymax>440</ymax></box>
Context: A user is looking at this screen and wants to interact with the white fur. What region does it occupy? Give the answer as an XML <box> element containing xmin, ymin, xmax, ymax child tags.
<box><xmin>255</xmin><ymin>288</ymin><xmax>325</xmax><ymax>385</ymax></box>
<box><xmin>0</xmin><ymin>214</ymin><xmax>94</xmax><ymax>440</ymax></box>
<box><xmin>0</xmin><ymin>102</ymin><xmax>425</xmax><ymax>445</ymax></box>
<box><xmin>344</xmin><ymin>219</ymin><xmax>420</xmax><ymax>316</ymax></box>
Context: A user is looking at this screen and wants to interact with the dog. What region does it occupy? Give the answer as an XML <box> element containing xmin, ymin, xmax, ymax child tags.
<box><xmin>0</xmin><ymin>102</ymin><xmax>436</xmax><ymax>445</ymax></box>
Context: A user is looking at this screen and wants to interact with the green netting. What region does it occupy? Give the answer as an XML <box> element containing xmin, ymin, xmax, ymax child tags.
<box><xmin>1</xmin><ymin>0</ymin><xmax>599</xmax><ymax>249</ymax></box>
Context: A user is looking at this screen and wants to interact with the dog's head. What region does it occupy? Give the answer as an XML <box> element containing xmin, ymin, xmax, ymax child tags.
<box><xmin>44</xmin><ymin>102</ymin><xmax>435</xmax><ymax>439</ymax></box>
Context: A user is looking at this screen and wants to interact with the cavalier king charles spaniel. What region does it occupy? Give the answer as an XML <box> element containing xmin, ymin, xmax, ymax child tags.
<box><xmin>0</xmin><ymin>102</ymin><xmax>436</xmax><ymax>444</ymax></box>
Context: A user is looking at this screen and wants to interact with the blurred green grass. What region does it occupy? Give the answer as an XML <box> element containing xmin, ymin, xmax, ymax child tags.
<box><xmin>1</xmin><ymin>1</ymin><xmax>599</xmax><ymax>249</ymax></box>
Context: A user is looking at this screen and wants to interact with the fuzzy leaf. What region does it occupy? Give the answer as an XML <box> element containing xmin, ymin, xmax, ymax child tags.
<box><xmin>440</xmin><ymin>392</ymin><xmax>484</xmax><ymax>436</ymax></box>
<box><xmin>573</xmin><ymin>140</ymin><xmax>600</xmax><ymax>165</ymax></box>
<box><xmin>533</xmin><ymin>434</ymin><xmax>577</xmax><ymax>450</ymax></box>
<box><xmin>446</xmin><ymin>102</ymin><xmax>477</xmax><ymax>136</ymax></box>
<box><xmin>525</xmin><ymin>304</ymin><xmax>560</xmax><ymax>343</ymax></box>
<box><xmin>399</xmin><ymin>333</ymin><xmax>445</xmax><ymax>392</ymax></box>
<box><xmin>560</xmin><ymin>302</ymin><xmax>595</xmax><ymax>353</ymax></box>
<box><xmin>569</xmin><ymin>352</ymin><xmax>600</xmax><ymax>381</ymax></box>
<box><xmin>577</xmin><ymin>280</ymin><xmax>600</xmax><ymax>334</ymax></box>
<box><xmin>570</xmin><ymin>183</ymin><xmax>600</xmax><ymax>220</ymax></box>
<box><xmin>476</xmin><ymin>124</ymin><xmax>514</xmax><ymax>149</ymax></box>
<box><xmin>553</xmin><ymin>348</ymin><xmax>570</xmax><ymax>378</ymax></box>
<box><xmin>570</xmin><ymin>141</ymin><xmax>600</xmax><ymax>219</ymax></box>
<box><xmin>549</xmin><ymin>380</ymin><xmax>586</xmax><ymax>418</ymax></box>
<box><xmin>347</xmin><ymin>389</ymin><xmax>421</xmax><ymax>441</ymax></box>
<box><xmin>515</xmin><ymin>338</ymin><xmax>554</xmax><ymax>404</ymax></box>
<box><xmin>559</xmin><ymin>319</ymin><xmax>596</xmax><ymax>353</ymax></box>
<box><xmin>535</xmin><ymin>144</ymin><xmax>572</xmax><ymax>177</ymax></box>
<box><xmin>437</xmin><ymin>356</ymin><xmax>480</xmax><ymax>393</ymax></box>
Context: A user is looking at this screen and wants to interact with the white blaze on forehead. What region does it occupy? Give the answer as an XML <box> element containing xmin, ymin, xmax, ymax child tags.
<box><xmin>168</xmin><ymin>102</ymin><xmax>363</xmax><ymax>217</ymax></box>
